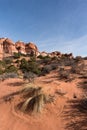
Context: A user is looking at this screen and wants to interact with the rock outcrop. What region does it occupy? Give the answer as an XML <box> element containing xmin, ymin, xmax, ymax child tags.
<box><xmin>15</xmin><ymin>41</ymin><xmax>26</xmax><ymax>54</ymax></box>
<box><xmin>0</xmin><ymin>38</ymin><xmax>5</xmax><ymax>59</ymax></box>
<box><xmin>40</xmin><ymin>51</ymin><xmax>48</xmax><ymax>57</ymax></box>
<box><xmin>62</xmin><ymin>53</ymin><xmax>73</xmax><ymax>59</ymax></box>
<box><xmin>25</xmin><ymin>42</ymin><xmax>39</xmax><ymax>56</ymax></box>
<box><xmin>0</xmin><ymin>38</ymin><xmax>39</xmax><ymax>60</ymax></box>
<box><xmin>0</xmin><ymin>37</ymin><xmax>74</xmax><ymax>60</ymax></box>
<box><xmin>3</xmin><ymin>38</ymin><xmax>17</xmax><ymax>54</ymax></box>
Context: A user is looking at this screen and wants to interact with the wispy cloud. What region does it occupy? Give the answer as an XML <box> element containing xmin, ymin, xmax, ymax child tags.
<box><xmin>59</xmin><ymin>34</ymin><xmax>87</xmax><ymax>56</ymax></box>
<box><xmin>37</xmin><ymin>34</ymin><xmax>87</xmax><ymax>56</ymax></box>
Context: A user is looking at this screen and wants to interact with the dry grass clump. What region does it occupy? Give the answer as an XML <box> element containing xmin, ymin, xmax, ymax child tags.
<box><xmin>21</xmin><ymin>85</ymin><xmax>42</xmax><ymax>98</ymax></box>
<box><xmin>19</xmin><ymin>84</ymin><xmax>50</xmax><ymax>114</ymax></box>
<box><xmin>21</xmin><ymin>93</ymin><xmax>46</xmax><ymax>113</ymax></box>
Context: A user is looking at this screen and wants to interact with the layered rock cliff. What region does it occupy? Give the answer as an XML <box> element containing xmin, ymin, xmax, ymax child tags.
<box><xmin>0</xmin><ymin>37</ymin><xmax>73</xmax><ymax>60</ymax></box>
<box><xmin>0</xmin><ymin>38</ymin><xmax>39</xmax><ymax>59</ymax></box>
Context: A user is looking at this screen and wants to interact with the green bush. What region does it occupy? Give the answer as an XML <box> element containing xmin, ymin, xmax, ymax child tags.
<box><xmin>28</xmin><ymin>60</ymin><xmax>41</xmax><ymax>74</ymax></box>
<box><xmin>20</xmin><ymin>58</ymin><xmax>41</xmax><ymax>75</ymax></box>
<box><xmin>20</xmin><ymin>58</ymin><xmax>29</xmax><ymax>72</ymax></box>
<box><xmin>4</xmin><ymin>65</ymin><xmax>18</xmax><ymax>73</ymax></box>
<box><xmin>0</xmin><ymin>61</ymin><xmax>5</xmax><ymax>74</ymax></box>
<box><xmin>37</xmin><ymin>55</ymin><xmax>44</xmax><ymax>59</ymax></box>
<box><xmin>14</xmin><ymin>52</ymin><xmax>21</xmax><ymax>59</ymax></box>
<box><xmin>0</xmin><ymin>69</ymin><xmax>4</xmax><ymax>75</ymax></box>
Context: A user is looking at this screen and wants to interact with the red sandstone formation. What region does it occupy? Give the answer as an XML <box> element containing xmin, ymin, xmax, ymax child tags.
<box><xmin>40</xmin><ymin>51</ymin><xmax>48</xmax><ymax>57</ymax></box>
<box><xmin>0</xmin><ymin>38</ymin><xmax>5</xmax><ymax>59</ymax></box>
<box><xmin>0</xmin><ymin>37</ymin><xmax>74</xmax><ymax>60</ymax></box>
<box><xmin>25</xmin><ymin>42</ymin><xmax>38</xmax><ymax>56</ymax></box>
<box><xmin>0</xmin><ymin>38</ymin><xmax>39</xmax><ymax>59</ymax></box>
<box><xmin>3</xmin><ymin>38</ymin><xmax>17</xmax><ymax>54</ymax></box>
<box><xmin>15</xmin><ymin>41</ymin><xmax>26</xmax><ymax>54</ymax></box>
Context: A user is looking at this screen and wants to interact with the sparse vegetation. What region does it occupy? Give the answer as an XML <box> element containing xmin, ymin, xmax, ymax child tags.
<box><xmin>0</xmin><ymin>72</ymin><xmax>18</xmax><ymax>81</ymax></box>
<box><xmin>71</xmin><ymin>63</ymin><xmax>85</xmax><ymax>74</ymax></box>
<box><xmin>23</xmin><ymin>72</ymin><xmax>36</xmax><ymax>83</ymax></box>
<box><xmin>59</xmin><ymin>69</ymin><xmax>70</xmax><ymax>80</ymax></box>
<box><xmin>19</xmin><ymin>57</ymin><xmax>41</xmax><ymax>75</ymax></box>
<box><xmin>13</xmin><ymin>52</ymin><xmax>21</xmax><ymax>59</ymax></box>
<box><xmin>17</xmin><ymin>85</ymin><xmax>50</xmax><ymax>113</ymax></box>
<box><xmin>5</xmin><ymin>65</ymin><xmax>18</xmax><ymax>73</ymax></box>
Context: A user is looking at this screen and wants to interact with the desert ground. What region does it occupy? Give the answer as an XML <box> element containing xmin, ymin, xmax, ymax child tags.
<box><xmin>0</xmin><ymin>58</ymin><xmax>87</xmax><ymax>130</ymax></box>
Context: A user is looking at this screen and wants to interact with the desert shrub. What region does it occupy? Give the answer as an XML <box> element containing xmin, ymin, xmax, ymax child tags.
<box><xmin>59</xmin><ymin>70</ymin><xmax>70</xmax><ymax>79</ymax></box>
<box><xmin>64</xmin><ymin>59</ymin><xmax>75</xmax><ymax>66</ymax></box>
<box><xmin>21</xmin><ymin>86</ymin><xmax>42</xmax><ymax>97</ymax></box>
<box><xmin>0</xmin><ymin>72</ymin><xmax>18</xmax><ymax>81</ymax></box>
<box><xmin>18</xmin><ymin>86</ymin><xmax>47</xmax><ymax>113</ymax></box>
<box><xmin>37</xmin><ymin>55</ymin><xmax>44</xmax><ymax>59</ymax></box>
<box><xmin>71</xmin><ymin>63</ymin><xmax>85</xmax><ymax>74</ymax></box>
<box><xmin>0</xmin><ymin>62</ymin><xmax>4</xmax><ymax>74</ymax></box>
<box><xmin>37</xmin><ymin>55</ymin><xmax>50</xmax><ymax>59</ymax></box>
<box><xmin>58</xmin><ymin>68</ymin><xmax>72</xmax><ymax>81</ymax></box>
<box><xmin>13</xmin><ymin>52</ymin><xmax>21</xmax><ymax>59</ymax></box>
<box><xmin>21</xmin><ymin>94</ymin><xmax>46</xmax><ymax>113</ymax></box>
<box><xmin>75</xmin><ymin>56</ymin><xmax>83</xmax><ymax>62</ymax></box>
<box><xmin>4</xmin><ymin>72</ymin><xmax>18</xmax><ymax>78</ymax></box>
<box><xmin>0</xmin><ymin>69</ymin><xmax>4</xmax><ymax>75</ymax></box>
<box><xmin>51</xmin><ymin>56</ymin><xmax>58</xmax><ymax>61</ymax></box>
<box><xmin>20</xmin><ymin>58</ymin><xmax>41</xmax><ymax>75</ymax></box>
<box><xmin>18</xmin><ymin>85</ymin><xmax>54</xmax><ymax>114</ymax></box>
<box><xmin>23</xmin><ymin>72</ymin><xmax>36</xmax><ymax>83</ymax></box>
<box><xmin>51</xmin><ymin>64</ymin><xmax>58</xmax><ymax>70</ymax></box>
<box><xmin>0</xmin><ymin>75</ymin><xmax>5</xmax><ymax>81</ymax></box>
<box><xmin>4</xmin><ymin>65</ymin><xmax>18</xmax><ymax>73</ymax></box>
<box><xmin>40</xmin><ymin>64</ymin><xmax>58</xmax><ymax>76</ymax></box>
<box><xmin>30</xmin><ymin>56</ymin><xmax>36</xmax><ymax>62</ymax></box>
<box><xmin>40</xmin><ymin>65</ymin><xmax>52</xmax><ymax>76</ymax></box>
<box><xmin>15</xmin><ymin>59</ymin><xmax>20</xmax><ymax>63</ymax></box>
<box><xmin>5</xmin><ymin>72</ymin><xmax>18</xmax><ymax>78</ymax></box>
<box><xmin>0</xmin><ymin>60</ymin><xmax>6</xmax><ymax>68</ymax></box>
<box><xmin>20</xmin><ymin>58</ymin><xmax>29</xmax><ymax>72</ymax></box>
<box><xmin>59</xmin><ymin>57</ymin><xmax>75</xmax><ymax>66</ymax></box>
<box><xmin>41</xmin><ymin>56</ymin><xmax>51</xmax><ymax>64</ymax></box>
<box><xmin>28</xmin><ymin>60</ymin><xmax>41</xmax><ymax>74</ymax></box>
<box><xmin>3</xmin><ymin>57</ymin><xmax>13</xmax><ymax>65</ymax></box>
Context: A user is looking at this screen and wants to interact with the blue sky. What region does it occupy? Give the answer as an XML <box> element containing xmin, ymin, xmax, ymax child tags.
<box><xmin>0</xmin><ymin>0</ymin><xmax>87</xmax><ymax>56</ymax></box>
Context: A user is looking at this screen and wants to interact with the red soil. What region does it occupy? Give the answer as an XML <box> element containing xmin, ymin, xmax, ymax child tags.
<box><xmin>0</xmin><ymin>72</ymin><xmax>83</xmax><ymax>130</ymax></box>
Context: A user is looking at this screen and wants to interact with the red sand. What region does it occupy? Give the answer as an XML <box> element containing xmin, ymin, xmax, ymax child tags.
<box><xmin>0</xmin><ymin>72</ymin><xmax>83</xmax><ymax>130</ymax></box>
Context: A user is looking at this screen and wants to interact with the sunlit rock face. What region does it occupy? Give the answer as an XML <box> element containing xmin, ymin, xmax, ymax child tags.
<box><xmin>0</xmin><ymin>38</ymin><xmax>18</xmax><ymax>59</ymax></box>
<box><xmin>0</xmin><ymin>38</ymin><xmax>40</xmax><ymax>59</ymax></box>
<box><xmin>15</xmin><ymin>41</ymin><xmax>26</xmax><ymax>54</ymax></box>
<box><xmin>0</xmin><ymin>37</ymin><xmax>74</xmax><ymax>60</ymax></box>
<box><xmin>40</xmin><ymin>51</ymin><xmax>48</xmax><ymax>57</ymax></box>
<box><xmin>3</xmin><ymin>38</ymin><xmax>17</xmax><ymax>54</ymax></box>
<box><xmin>0</xmin><ymin>38</ymin><xmax>5</xmax><ymax>59</ymax></box>
<box><xmin>25</xmin><ymin>42</ymin><xmax>38</xmax><ymax>56</ymax></box>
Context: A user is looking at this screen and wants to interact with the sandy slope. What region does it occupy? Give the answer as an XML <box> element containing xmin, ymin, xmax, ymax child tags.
<box><xmin>0</xmin><ymin>72</ymin><xmax>83</xmax><ymax>130</ymax></box>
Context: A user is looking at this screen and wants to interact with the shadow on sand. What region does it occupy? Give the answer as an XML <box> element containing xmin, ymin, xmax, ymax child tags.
<box><xmin>63</xmin><ymin>80</ymin><xmax>87</xmax><ymax>130</ymax></box>
<box><xmin>7</xmin><ymin>81</ymin><xmax>24</xmax><ymax>87</ymax></box>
